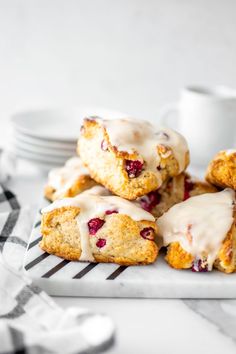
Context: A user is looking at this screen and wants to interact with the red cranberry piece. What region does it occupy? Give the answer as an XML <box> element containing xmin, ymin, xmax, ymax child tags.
<box><xmin>183</xmin><ymin>178</ymin><xmax>194</xmax><ymax>201</ymax></box>
<box><xmin>140</xmin><ymin>227</ymin><xmax>155</xmax><ymax>241</ymax></box>
<box><xmin>191</xmin><ymin>259</ymin><xmax>208</xmax><ymax>272</ymax></box>
<box><xmin>148</xmin><ymin>191</ymin><xmax>160</xmax><ymax>205</ymax></box>
<box><xmin>140</xmin><ymin>191</ymin><xmax>161</xmax><ymax>212</ymax></box>
<box><xmin>101</xmin><ymin>139</ymin><xmax>108</xmax><ymax>151</ymax></box>
<box><xmin>125</xmin><ymin>160</ymin><xmax>143</xmax><ymax>178</ymax></box>
<box><xmin>96</xmin><ymin>238</ymin><xmax>106</xmax><ymax>248</ymax></box>
<box><xmin>105</xmin><ymin>209</ymin><xmax>118</xmax><ymax>215</ymax></box>
<box><xmin>88</xmin><ymin>218</ymin><xmax>105</xmax><ymax>235</ymax></box>
<box><xmin>140</xmin><ymin>198</ymin><xmax>152</xmax><ymax>212</ymax></box>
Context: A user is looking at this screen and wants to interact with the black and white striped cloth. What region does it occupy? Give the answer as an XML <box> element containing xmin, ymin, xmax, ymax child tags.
<box><xmin>0</xmin><ymin>185</ymin><xmax>115</xmax><ymax>354</ymax></box>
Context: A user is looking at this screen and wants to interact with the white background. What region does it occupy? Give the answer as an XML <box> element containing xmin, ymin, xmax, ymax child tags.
<box><xmin>2</xmin><ymin>2</ymin><xmax>236</xmax><ymax>352</ymax></box>
<box><xmin>1</xmin><ymin>0</ymin><xmax>236</xmax><ymax>145</ymax></box>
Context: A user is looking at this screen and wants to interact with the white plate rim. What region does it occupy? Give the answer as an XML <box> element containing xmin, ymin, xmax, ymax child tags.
<box><xmin>11</xmin><ymin>107</ymin><xmax>128</xmax><ymax>142</ymax></box>
<box><xmin>14</xmin><ymin>130</ymin><xmax>77</xmax><ymax>150</ymax></box>
<box><xmin>10</xmin><ymin>146</ymin><xmax>72</xmax><ymax>164</ymax></box>
<box><xmin>12</xmin><ymin>139</ymin><xmax>76</xmax><ymax>157</ymax></box>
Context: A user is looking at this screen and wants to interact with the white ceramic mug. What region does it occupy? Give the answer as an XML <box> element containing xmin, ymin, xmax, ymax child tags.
<box><xmin>160</xmin><ymin>86</ymin><xmax>236</xmax><ymax>166</ymax></box>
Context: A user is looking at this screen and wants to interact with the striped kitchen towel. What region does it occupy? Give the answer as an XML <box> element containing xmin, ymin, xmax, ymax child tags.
<box><xmin>0</xmin><ymin>185</ymin><xmax>115</xmax><ymax>354</ymax></box>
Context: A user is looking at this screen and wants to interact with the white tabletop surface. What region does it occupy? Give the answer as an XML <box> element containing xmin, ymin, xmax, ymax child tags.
<box><xmin>6</xmin><ymin>159</ymin><xmax>236</xmax><ymax>354</ymax></box>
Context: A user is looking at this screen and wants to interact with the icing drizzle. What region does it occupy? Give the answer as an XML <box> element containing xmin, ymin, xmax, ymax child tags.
<box><xmin>97</xmin><ymin>118</ymin><xmax>188</xmax><ymax>176</ymax></box>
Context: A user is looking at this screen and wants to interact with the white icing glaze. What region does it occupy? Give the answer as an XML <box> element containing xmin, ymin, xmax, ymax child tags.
<box><xmin>157</xmin><ymin>189</ymin><xmax>235</xmax><ymax>270</ymax></box>
<box><xmin>225</xmin><ymin>149</ymin><xmax>236</xmax><ymax>156</ymax></box>
<box><xmin>97</xmin><ymin>118</ymin><xmax>188</xmax><ymax>176</ymax></box>
<box><xmin>48</xmin><ymin>157</ymin><xmax>89</xmax><ymax>198</ymax></box>
<box><xmin>42</xmin><ymin>186</ymin><xmax>154</xmax><ymax>262</ymax></box>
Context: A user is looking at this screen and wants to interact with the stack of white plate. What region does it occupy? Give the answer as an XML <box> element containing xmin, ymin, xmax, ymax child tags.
<box><xmin>9</xmin><ymin>108</ymin><xmax>127</xmax><ymax>171</ymax></box>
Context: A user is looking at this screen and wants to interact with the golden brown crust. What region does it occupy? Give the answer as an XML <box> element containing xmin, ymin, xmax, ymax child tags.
<box><xmin>44</xmin><ymin>175</ymin><xmax>97</xmax><ymax>202</ymax></box>
<box><xmin>137</xmin><ymin>172</ymin><xmax>217</xmax><ymax>218</ymax></box>
<box><xmin>214</xmin><ymin>214</ymin><xmax>236</xmax><ymax>273</ymax></box>
<box><xmin>164</xmin><ymin>210</ymin><xmax>236</xmax><ymax>273</ymax></box>
<box><xmin>44</xmin><ymin>185</ymin><xmax>56</xmax><ymax>201</ymax></box>
<box><xmin>40</xmin><ymin>206</ymin><xmax>159</xmax><ymax>265</ymax></box>
<box><xmin>206</xmin><ymin>150</ymin><xmax>236</xmax><ymax>190</ymax></box>
<box><xmin>165</xmin><ymin>242</ymin><xmax>193</xmax><ymax>269</ymax></box>
<box><xmin>78</xmin><ymin>118</ymin><xmax>189</xmax><ymax>200</ymax></box>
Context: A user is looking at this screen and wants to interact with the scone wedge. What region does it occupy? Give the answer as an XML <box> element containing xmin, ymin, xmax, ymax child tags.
<box><xmin>78</xmin><ymin>117</ymin><xmax>189</xmax><ymax>200</ymax></box>
<box><xmin>137</xmin><ymin>172</ymin><xmax>217</xmax><ymax>218</ymax></box>
<box><xmin>157</xmin><ymin>189</ymin><xmax>236</xmax><ymax>273</ymax></box>
<box><xmin>40</xmin><ymin>187</ymin><xmax>158</xmax><ymax>266</ymax></box>
<box><xmin>44</xmin><ymin>157</ymin><xmax>97</xmax><ymax>202</ymax></box>
<box><xmin>206</xmin><ymin>150</ymin><xmax>236</xmax><ymax>190</ymax></box>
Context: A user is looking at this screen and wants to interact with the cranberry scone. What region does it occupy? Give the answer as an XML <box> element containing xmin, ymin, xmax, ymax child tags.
<box><xmin>157</xmin><ymin>189</ymin><xmax>236</xmax><ymax>273</ymax></box>
<box><xmin>44</xmin><ymin>157</ymin><xmax>97</xmax><ymax>201</ymax></box>
<box><xmin>78</xmin><ymin>117</ymin><xmax>189</xmax><ymax>200</ymax></box>
<box><xmin>137</xmin><ymin>172</ymin><xmax>217</xmax><ymax>218</ymax></box>
<box><xmin>40</xmin><ymin>186</ymin><xmax>158</xmax><ymax>265</ymax></box>
<box><xmin>206</xmin><ymin>150</ymin><xmax>236</xmax><ymax>190</ymax></box>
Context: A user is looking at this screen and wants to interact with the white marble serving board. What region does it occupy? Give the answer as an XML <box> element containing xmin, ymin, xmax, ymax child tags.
<box><xmin>23</xmin><ymin>199</ymin><xmax>236</xmax><ymax>298</ymax></box>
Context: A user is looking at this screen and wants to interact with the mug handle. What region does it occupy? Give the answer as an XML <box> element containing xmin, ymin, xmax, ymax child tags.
<box><xmin>159</xmin><ymin>102</ymin><xmax>179</xmax><ymax>129</ymax></box>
